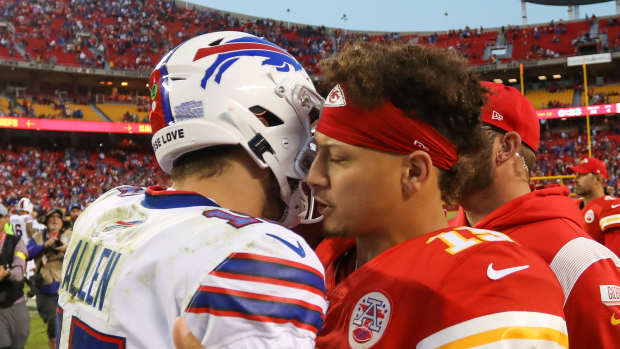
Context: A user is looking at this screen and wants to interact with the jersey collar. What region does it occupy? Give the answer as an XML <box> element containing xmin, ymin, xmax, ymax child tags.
<box><xmin>142</xmin><ymin>186</ymin><xmax>220</xmax><ymax>209</ymax></box>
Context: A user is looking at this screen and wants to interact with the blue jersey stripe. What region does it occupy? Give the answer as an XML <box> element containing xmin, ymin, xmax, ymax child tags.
<box><xmin>142</xmin><ymin>191</ymin><xmax>219</xmax><ymax>209</ymax></box>
<box><xmin>186</xmin><ymin>290</ymin><xmax>323</xmax><ymax>332</ymax></box>
<box><xmin>214</xmin><ymin>257</ymin><xmax>325</xmax><ymax>294</ymax></box>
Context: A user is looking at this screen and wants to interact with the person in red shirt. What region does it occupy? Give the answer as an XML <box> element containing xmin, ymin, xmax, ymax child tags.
<box><xmin>453</xmin><ymin>81</ymin><xmax>620</xmax><ymax>348</ymax></box>
<box><xmin>307</xmin><ymin>43</ymin><xmax>567</xmax><ymax>349</ymax></box>
<box><xmin>568</xmin><ymin>157</ymin><xmax>620</xmax><ymax>254</ymax></box>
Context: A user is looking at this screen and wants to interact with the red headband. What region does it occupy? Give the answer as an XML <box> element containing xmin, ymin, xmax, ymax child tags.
<box><xmin>316</xmin><ymin>84</ymin><xmax>457</xmax><ymax>170</ymax></box>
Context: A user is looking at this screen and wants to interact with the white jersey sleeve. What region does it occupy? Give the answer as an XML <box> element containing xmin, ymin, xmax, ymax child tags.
<box><xmin>183</xmin><ymin>219</ymin><xmax>326</xmax><ymax>349</ymax></box>
<box><xmin>57</xmin><ymin>185</ymin><xmax>326</xmax><ymax>349</ymax></box>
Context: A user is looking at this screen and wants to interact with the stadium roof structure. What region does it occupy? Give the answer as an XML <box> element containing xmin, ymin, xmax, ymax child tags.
<box><xmin>525</xmin><ymin>0</ymin><xmax>612</xmax><ymax>5</ymax></box>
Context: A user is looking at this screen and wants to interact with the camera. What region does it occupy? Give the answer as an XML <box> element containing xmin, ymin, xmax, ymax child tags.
<box><xmin>53</xmin><ymin>239</ymin><xmax>63</xmax><ymax>248</ymax></box>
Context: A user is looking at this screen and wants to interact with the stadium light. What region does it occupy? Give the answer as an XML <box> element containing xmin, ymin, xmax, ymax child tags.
<box><xmin>538</xmin><ymin>75</ymin><xmax>547</xmax><ymax>81</ymax></box>
<box><xmin>552</xmin><ymin>74</ymin><xmax>562</xmax><ymax>79</ymax></box>
<box><xmin>98</xmin><ymin>81</ymin><xmax>106</xmax><ymax>85</ymax></box>
<box><xmin>508</xmin><ymin>78</ymin><xmax>518</xmax><ymax>84</ymax></box>
<box><xmin>493</xmin><ymin>78</ymin><xmax>503</xmax><ymax>84</ymax></box>
<box><xmin>107</xmin><ymin>81</ymin><xmax>113</xmax><ymax>86</ymax></box>
<box><xmin>121</xmin><ymin>81</ymin><xmax>128</xmax><ymax>87</ymax></box>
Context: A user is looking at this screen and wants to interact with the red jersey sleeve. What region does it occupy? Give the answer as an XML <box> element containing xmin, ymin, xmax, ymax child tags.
<box><xmin>599</xmin><ymin>200</ymin><xmax>620</xmax><ymax>233</ymax></box>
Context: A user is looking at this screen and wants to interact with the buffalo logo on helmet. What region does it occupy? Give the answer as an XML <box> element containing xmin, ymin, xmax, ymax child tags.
<box><xmin>348</xmin><ymin>291</ymin><xmax>392</xmax><ymax>348</ymax></box>
<box><xmin>325</xmin><ymin>84</ymin><xmax>347</xmax><ymax>107</ymax></box>
<box><xmin>193</xmin><ymin>36</ymin><xmax>303</xmax><ymax>88</ymax></box>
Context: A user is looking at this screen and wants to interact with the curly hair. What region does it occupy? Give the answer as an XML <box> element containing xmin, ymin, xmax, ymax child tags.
<box><xmin>319</xmin><ymin>42</ymin><xmax>487</xmax><ymax>204</ymax></box>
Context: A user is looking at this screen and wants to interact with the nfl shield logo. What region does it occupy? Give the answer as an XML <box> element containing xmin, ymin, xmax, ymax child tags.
<box><xmin>348</xmin><ymin>291</ymin><xmax>392</xmax><ymax>348</ymax></box>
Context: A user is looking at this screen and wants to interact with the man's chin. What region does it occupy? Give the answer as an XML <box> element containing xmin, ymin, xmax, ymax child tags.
<box><xmin>322</xmin><ymin>224</ymin><xmax>351</xmax><ymax>238</ymax></box>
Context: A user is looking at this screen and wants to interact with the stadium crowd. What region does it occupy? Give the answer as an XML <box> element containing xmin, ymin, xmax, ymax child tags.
<box><xmin>0</xmin><ymin>120</ymin><xmax>617</xmax><ymax>219</ymax></box>
<box><xmin>0</xmin><ymin>145</ymin><xmax>169</xmax><ymax>213</ymax></box>
<box><xmin>1</xmin><ymin>0</ymin><xmax>618</xmax><ymax>75</ymax></box>
<box><xmin>0</xmin><ymin>0</ymin><xmax>334</xmax><ymax>74</ymax></box>
<box><xmin>535</xmin><ymin>120</ymin><xmax>620</xmax><ymax>194</ymax></box>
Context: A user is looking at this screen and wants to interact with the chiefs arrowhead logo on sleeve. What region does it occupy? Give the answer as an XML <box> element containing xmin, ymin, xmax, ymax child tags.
<box><xmin>325</xmin><ymin>84</ymin><xmax>347</xmax><ymax>107</ymax></box>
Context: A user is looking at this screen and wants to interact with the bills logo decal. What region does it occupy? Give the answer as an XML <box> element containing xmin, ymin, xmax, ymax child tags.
<box><xmin>194</xmin><ymin>36</ymin><xmax>302</xmax><ymax>88</ymax></box>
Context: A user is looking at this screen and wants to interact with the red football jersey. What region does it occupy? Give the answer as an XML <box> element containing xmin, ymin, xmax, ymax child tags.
<box><xmin>581</xmin><ymin>195</ymin><xmax>620</xmax><ymax>253</ymax></box>
<box><xmin>597</xmin><ymin>198</ymin><xmax>620</xmax><ymax>257</ymax></box>
<box><xmin>453</xmin><ymin>187</ymin><xmax>620</xmax><ymax>349</ymax></box>
<box><xmin>581</xmin><ymin>195</ymin><xmax>619</xmax><ymax>244</ymax></box>
<box><xmin>315</xmin><ymin>227</ymin><xmax>567</xmax><ymax>349</ymax></box>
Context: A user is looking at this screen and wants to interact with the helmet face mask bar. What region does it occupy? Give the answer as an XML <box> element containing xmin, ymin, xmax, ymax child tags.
<box><xmin>149</xmin><ymin>31</ymin><xmax>323</xmax><ymax>227</ymax></box>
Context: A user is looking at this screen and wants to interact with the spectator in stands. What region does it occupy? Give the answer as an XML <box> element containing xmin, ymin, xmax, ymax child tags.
<box><xmin>67</xmin><ymin>203</ymin><xmax>82</xmax><ymax>228</ymax></box>
<box><xmin>0</xmin><ymin>204</ymin><xmax>29</xmax><ymax>349</ymax></box>
<box><xmin>27</xmin><ymin>208</ymin><xmax>72</xmax><ymax>349</ymax></box>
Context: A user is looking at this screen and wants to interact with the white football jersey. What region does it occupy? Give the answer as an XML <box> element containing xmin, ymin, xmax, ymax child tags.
<box><xmin>32</xmin><ymin>220</ymin><xmax>46</xmax><ymax>234</ymax></box>
<box><xmin>57</xmin><ymin>186</ymin><xmax>327</xmax><ymax>349</ymax></box>
<box><xmin>9</xmin><ymin>214</ymin><xmax>32</xmax><ymax>244</ymax></box>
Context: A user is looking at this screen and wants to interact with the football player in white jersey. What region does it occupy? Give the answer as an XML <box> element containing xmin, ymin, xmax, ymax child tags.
<box><xmin>9</xmin><ymin>198</ymin><xmax>34</xmax><ymax>244</ymax></box>
<box><xmin>57</xmin><ymin>31</ymin><xmax>326</xmax><ymax>349</ymax></box>
<box><xmin>10</xmin><ymin>198</ymin><xmax>38</xmax><ymax>285</ymax></box>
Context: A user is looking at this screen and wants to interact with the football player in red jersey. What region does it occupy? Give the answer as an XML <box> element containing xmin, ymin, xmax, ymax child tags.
<box><xmin>452</xmin><ymin>82</ymin><xmax>620</xmax><ymax>348</ymax></box>
<box><xmin>307</xmin><ymin>43</ymin><xmax>568</xmax><ymax>348</ymax></box>
<box><xmin>568</xmin><ymin>157</ymin><xmax>620</xmax><ymax>254</ymax></box>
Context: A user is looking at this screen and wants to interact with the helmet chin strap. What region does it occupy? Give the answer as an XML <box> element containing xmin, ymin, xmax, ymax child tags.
<box><xmin>263</xmin><ymin>152</ymin><xmax>298</xmax><ymax>227</ymax></box>
<box><xmin>263</xmin><ymin>152</ymin><xmax>323</xmax><ymax>227</ymax></box>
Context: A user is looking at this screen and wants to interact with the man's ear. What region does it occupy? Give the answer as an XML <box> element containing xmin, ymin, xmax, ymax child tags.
<box><xmin>402</xmin><ymin>151</ymin><xmax>432</xmax><ymax>196</ymax></box>
<box><xmin>496</xmin><ymin>131</ymin><xmax>522</xmax><ymax>165</ymax></box>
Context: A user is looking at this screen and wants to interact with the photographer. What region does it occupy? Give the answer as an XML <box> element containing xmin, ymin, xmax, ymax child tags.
<box><xmin>0</xmin><ymin>204</ymin><xmax>29</xmax><ymax>349</ymax></box>
<box><xmin>27</xmin><ymin>208</ymin><xmax>71</xmax><ymax>349</ymax></box>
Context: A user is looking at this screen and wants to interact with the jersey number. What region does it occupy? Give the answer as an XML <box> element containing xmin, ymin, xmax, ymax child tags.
<box><xmin>67</xmin><ymin>316</ymin><xmax>126</xmax><ymax>348</ymax></box>
<box><xmin>13</xmin><ymin>225</ymin><xmax>22</xmax><ymax>239</ymax></box>
<box><xmin>427</xmin><ymin>227</ymin><xmax>513</xmax><ymax>254</ymax></box>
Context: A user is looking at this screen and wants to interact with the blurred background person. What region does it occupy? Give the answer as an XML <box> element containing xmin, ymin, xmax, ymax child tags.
<box><xmin>27</xmin><ymin>208</ymin><xmax>71</xmax><ymax>349</ymax></box>
<box><xmin>67</xmin><ymin>203</ymin><xmax>82</xmax><ymax>229</ymax></box>
<box><xmin>569</xmin><ymin>157</ymin><xmax>620</xmax><ymax>255</ymax></box>
<box><xmin>0</xmin><ymin>204</ymin><xmax>29</xmax><ymax>349</ymax></box>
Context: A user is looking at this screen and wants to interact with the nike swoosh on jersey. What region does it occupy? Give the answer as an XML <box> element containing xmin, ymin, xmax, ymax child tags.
<box><xmin>487</xmin><ymin>263</ymin><xmax>530</xmax><ymax>280</ymax></box>
<box><xmin>266</xmin><ymin>233</ymin><xmax>306</xmax><ymax>257</ymax></box>
<box><xmin>612</xmin><ymin>313</ymin><xmax>620</xmax><ymax>326</ymax></box>
<box><xmin>611</xmin><ymin>204</ymin><xmax>620</xmax><ymax>209</ymax></box>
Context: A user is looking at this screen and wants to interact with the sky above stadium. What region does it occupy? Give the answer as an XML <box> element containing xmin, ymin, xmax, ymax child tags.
<box><xmin>186</xmin><ymin>0</ymin><xmax>618</xmax><ymax>32</ymax></box>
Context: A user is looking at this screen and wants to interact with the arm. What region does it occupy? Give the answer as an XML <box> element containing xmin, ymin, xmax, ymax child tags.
<box><xmin>182</xmin><ymin>224</ymin><xmax>326</xmax><ymax>349</ymax></box>
<box><xmin>25</xmin><ymin>221</ymin><xmax>34</xmax><ymax>238</ymax></box>
<box><xmin>27</xmin><ymin>237</ymin><xmax>45</xmax><ymax>260</ymax></box>
<box><xmin>27</xmin><ymin>235</ymin><xmax>55</xmax><ymax>260</ymax></box>
<box><xmin>604</xmin><ymin>227</ymin><xmax>620</xmax><ymax>257</ymax></box>
<box><xmin>6</xmin><ymin>239</ymin><xmax>27</xmax><ymax>282</ymax></box>
<box><xmin>598</xmin><ymin>201</ymin><xmax>620</xmax><ymax>256</ymax></box>
<box><xmin>421</xmin><ymin>232</ymin><xmax>568</xmax><ymax>348</ymax></box>
<box><xmin>174</xmin><ymin>318</ymin><xmax>205</xmax><ymax>349</ymax></box>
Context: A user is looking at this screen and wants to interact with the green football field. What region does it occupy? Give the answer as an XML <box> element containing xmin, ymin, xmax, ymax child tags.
<box><xmin>26</xmin><ymin>307</ymin><xmax>47</xmax><ymax>349</ymax></box>
<box><xmin>23</xmin><ymin>283</ymin><xmax>48</xmax><ymax>349</ymax></box>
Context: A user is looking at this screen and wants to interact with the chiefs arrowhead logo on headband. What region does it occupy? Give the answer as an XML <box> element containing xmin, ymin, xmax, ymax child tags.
<box><xmin>325</xmin><ymin>84</ymin><xmax>347</xmax><ymax>107</ymax></box>
<box><xmin>317</xmin><ymin>83</ymin><xmax>458</xmax><ymax>170</ymax></box>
